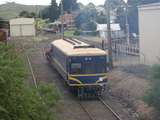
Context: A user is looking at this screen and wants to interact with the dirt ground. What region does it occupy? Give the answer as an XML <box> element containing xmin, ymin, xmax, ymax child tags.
<box><xmin>11</xmin><ymin>33</ymin><xmax>159</xmax><ymax>120</ymax></box>
<box><xmin>108</xmin><ymin>64</ymin><xmax>160</xmax><ymax>120</ymax></box>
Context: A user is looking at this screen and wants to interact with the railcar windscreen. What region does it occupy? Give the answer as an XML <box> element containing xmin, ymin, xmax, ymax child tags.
<box><xmin>71</xmin><ymin>63</ymin><xmax>82</xmax><ymax>74</ymax></box>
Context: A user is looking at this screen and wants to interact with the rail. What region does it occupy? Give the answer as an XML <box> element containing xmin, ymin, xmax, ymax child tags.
<box><xmin>78</xmin><ymin>102</ymin><xmax>95</xmax><ymax>120</ymax></box>
<box><xmin>99</xmin><ymin>97</ymin><xmax>122</xmax><ymax>120</ymax></box>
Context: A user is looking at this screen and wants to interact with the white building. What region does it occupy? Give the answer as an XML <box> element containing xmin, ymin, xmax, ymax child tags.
<box><xmin>10</xmin><ymin>18</ymin><xmax>35</xmax><ymax>36</ymax></box>
<box><xmin>138</xmin><ymin>3</ymin><xmax>160</xmax><ymax>65</ymax></box>
<box><xmin>97</xmin><ymin>23</ymin><xmax>124</xmax><ymax>40</ymax></box>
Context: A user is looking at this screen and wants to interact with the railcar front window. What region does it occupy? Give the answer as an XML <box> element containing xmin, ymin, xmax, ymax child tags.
<box><xmin>96</xmin><ymin>63</ymin><xmax>106</xmax><ymax>73</ymax></box>
<box><xmin>71</xmin><ymin>63</ymin><xmax>82</xmax><ymax>74</ymax></box>
<box><xmin>84</xmin><ymin>62</ymin><xmax>95</xmax><ymax>74</ymax></box>
<box><xmin>84</xmin><ymin>62</ymin><xmax>106</xmax><ymax>74</ymax></box>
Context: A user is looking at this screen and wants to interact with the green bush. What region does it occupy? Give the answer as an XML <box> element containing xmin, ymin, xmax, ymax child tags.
<box><xmin>73</xmin><ymin>30</ymin><xmax>81</xmax><ymax>36</ymax></box>
<box><xmin>144</xmin><ymin>64</ymin><xmax>160</xmax><ymax>111</ymax></box>
<box><xmin>0</xmin><ymin>43</ymin><xmax>60</xmax><ymax>120</ymax></box>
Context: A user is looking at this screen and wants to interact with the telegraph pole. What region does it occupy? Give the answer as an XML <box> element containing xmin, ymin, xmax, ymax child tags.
<box><xmin>35</xmin><ymin>1</ymin><xmax>38</xmax><ymax>36</ymax></box>
<box><xmin>61</xmin><ymin>0</ymin><xmax>64</xmax><ymax>39</ymax></box>
<box><xmin>125</xmin><ymin>4</ymin><xmax>130</xmax><ymax>45</ymax></box>
<box><xmin>106</xmin><ymin>0</ymin><xmax>113</xmax><ymax>68</ymax></box>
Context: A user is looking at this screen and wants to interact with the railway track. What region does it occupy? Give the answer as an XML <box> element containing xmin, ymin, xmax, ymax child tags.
<box><xmin>99</xmin><ymin>98</ymin><xmax>122</xmax><ymax>120</ymax></box>
<box><xmin>28</xmin><ymin>46</ymin><xmax>122</xmax><ymax>120</ymax></box>
<box><xmin>78</xmin><ymin>98</ymin><xmax>122</xmax><ymax>120</ymax></box>
<box><xmin>27</xmin><ymin>50</ymin><xmax>122</xmax><ymax>120</ymax></box>
<box><xmin>19</xmin><ymin>37</ymin><xmax>122</xmax><ymax>120</ymax></box>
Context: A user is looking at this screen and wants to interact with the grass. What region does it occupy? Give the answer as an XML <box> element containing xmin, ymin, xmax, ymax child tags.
<box><xmin>0</xmin><ymin>43</ymin><xmax>60</xmax><ymax>120</ymax></box>
<box><xmin>64</xmin><ymin>30</ymin><xmax>75</xmax><ymax>37</ymax></box>
<box><xmin>144</xmin><ymin>64</ymin><xmax>160</xmax><ymax>111</ymax></box>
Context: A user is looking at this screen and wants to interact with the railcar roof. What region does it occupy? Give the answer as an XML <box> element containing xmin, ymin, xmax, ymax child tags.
<box><xmin>51</xmin><ymin>39</ymin><xmax>107</xmax><ymax>56</ymax></box>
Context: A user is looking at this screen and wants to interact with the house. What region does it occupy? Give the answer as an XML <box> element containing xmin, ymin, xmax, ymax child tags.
<box><xmin>43</xmin><ymin>21</ymin><xmax>67</xmax><ymax>33</ymax></box>
<box><xmin>0</xmin><ymin>20</ymin><xmax>9</xmax><ymax>42</ymax></box>
<box><xmin>10</xmin><ymin>18</ymin><xmax>35</xmax><ymax>36</ymax></box>
<box><xmin>97</xmin><ymin>23</ymin><xmax>125</xmax><ymax>40</ymax></box>
<box><xmin>60</xmin><ymin>12</ymin><xmax>75</xmax><ymax>29</ymax></box>
<box><xmin>138</xmin><ymin>2</ymin><xmax>160</xmax><ymax>65</ymax></box>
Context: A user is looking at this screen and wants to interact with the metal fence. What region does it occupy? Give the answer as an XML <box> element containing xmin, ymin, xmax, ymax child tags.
<box><xmin>112</xmin><ymin>43</ymin><xmax>139</xmax><ymax>56</ymax></box>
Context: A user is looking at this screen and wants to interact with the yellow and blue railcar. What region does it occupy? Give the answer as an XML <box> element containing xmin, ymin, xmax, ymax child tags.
<box><xmin>46</xmin><ymin>38</ymin><xmax>109</xmax><ymax>98</ymax></box>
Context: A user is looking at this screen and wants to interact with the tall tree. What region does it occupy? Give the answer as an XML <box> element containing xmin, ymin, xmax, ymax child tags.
<box><xmin>104</xmin><ymin>0</ymin><xmax>125</xmax><ymax>10</ymax></box>
<box><xmin>41</xmin><ymin>0</ymin><xmax>59</xmax><ymax>22</ymax></box>
<box><xmin>49</xmin><ymin>0</ymin><xmax>59</xmax><ymax>22</ymax></box>
<box><xmin>19</xmin><ymin>11</ymin><xmax>37</xmax><ymax>18</ymax></box>
<box><xmin>61</xmin><ymin>0</ymin><xmax>79</xmax><ymax>12</ymax></box>
<box><xmin>75</xmin><ymin>3</ymin><xmax>97</xmax><ymax>30</ymax></box>
<box><xmin>19</xmin><ymin>11</ymin><xmax>30</xmax><ymax>17</ymax></box>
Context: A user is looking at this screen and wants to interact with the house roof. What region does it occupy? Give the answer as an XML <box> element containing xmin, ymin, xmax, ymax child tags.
<box><xmin>10</xmin><ymin>18</ymin><xmax>35</xmax><ymax>25</ymax></box>
<box><xmin>97</xmin><ymin>23</ymin><xmax>121</xmax><ymax>31</ymax></box>
<box><xmin>138</xmin><ymin>2</ymin><xmax>160</xmax><ymax>10</ymax></box>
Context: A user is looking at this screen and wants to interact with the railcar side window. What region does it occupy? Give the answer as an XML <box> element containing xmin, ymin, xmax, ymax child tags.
<box><xmin>71</xmin><ymin>63</ymin><xmax>82</xmax><ymax>74</ymax></box>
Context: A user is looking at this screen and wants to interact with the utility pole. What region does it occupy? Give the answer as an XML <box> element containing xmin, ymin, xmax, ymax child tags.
<box><xmin>106</xmin><ymin>0</ymin><xmax>113</xmax><ymax>68</ymax></box>
<box><xmin>35</xmin><ymin>1</ymin><xmax>38</xmax><ymax>36</ymax></box>
<box><xmin>125</xmin><ymin>4</ymin><xmax>130</xmax><ymax>45</ymax></box>
<box><xmin>61</xmin><ymin>0</ymin><xmax>64</xmax><ymax>39</ymax></box>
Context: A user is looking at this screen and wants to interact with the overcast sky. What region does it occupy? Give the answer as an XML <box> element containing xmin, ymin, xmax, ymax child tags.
<box><xmin>0</xmin><ymin>0</ymin><xmax>108</xmax><ymax>5</ymax></box>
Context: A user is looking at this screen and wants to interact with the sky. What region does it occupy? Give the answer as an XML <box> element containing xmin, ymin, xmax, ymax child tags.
<box><xmin>0</xmin><ymin>0</ymin><xmax>107</xmax><ymax>6</ymax></box>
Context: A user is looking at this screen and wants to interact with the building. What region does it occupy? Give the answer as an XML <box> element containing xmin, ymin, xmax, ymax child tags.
<box><xmin>138</xmin><ymin>3</ymin><xmax>160</xmax><ymax>65</ymax></box>
<box><xmin>43</xmin><ymin>21</ymin><xmax>67</xmax><ymax>33</ymax></box>
<box><xmin>60</xmin><ymin>12</ymin><xmax>75</xmax><ymax>29</ymax></box>
<box><xmin>0</xmin><ymin>29</ymin><xmax>8</xmax><ymax>43</ymax></box>
<box><xmin>97</xmin><ymin>23</ymin><xmax>125</xmax><ymax>40</ymax></box>
<box><xmin>0</xmin><ymin>20</ymin><xmax>9</xmax><ymax>42</ymax></box>
<box><xmin>10</xmin><ymin>18</ymin><xmax>35</xmax><ymax>36</ymax></box>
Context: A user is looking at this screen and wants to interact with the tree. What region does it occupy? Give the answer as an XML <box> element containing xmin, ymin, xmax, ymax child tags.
<box><xmin>104</xmin><ymin>0</ymin><xmax>127</xmax><ymax>31</ymax></box>
<box><xmin>81</xmin><ymin>20</ymin><xmax>97</xmax><ymax>31</ymax></box>
<box><xmin>144</xmin><ymin>65</ymin><xmax>160</xmax><ymax>111</ymax></box>
<box><xmin>75</xmin><ymin>3</ymin><xmax>97</xmax><ymax>30</ymax></box>
<box><xmin>28</xmin><ymin>12</ymin><xmax>36</xmax><ymax>18</ymax></box>
<box><xmin>60</xmin><ymin>0</ymin><xmax>79</xmax><ymax>12</ymax></box>
<box><xmin>41</xmin><ymin>0</ymin><xmax>59</xmax><ymax>22</ymax></box>
<box><xmin>96</xmin><ymin>12</ymin><xmax>108</xmax><ymax>24</ymax></box>
<box><xmin>19</xmin><ymin>11</ymin><xmax>37</xmax><ymax>18</ymax></box>
<box><xmin>0</xmin><ymin>18</ymin><xmax>9</xmax><ymax>29</ymax></box>
<box><xmin>19</xmin><ymin>11</ymin><xmax>30</xmax><ymax>17</ymax></box>
<box><xmin>49</xmin><ymin>0</ymin><xmax>59</xmax><ymax>22</ymax></box>
<box><xmin>104</xmin><ymin>0</ymin><xmax>125</xmax><ymax>10</ymax></box>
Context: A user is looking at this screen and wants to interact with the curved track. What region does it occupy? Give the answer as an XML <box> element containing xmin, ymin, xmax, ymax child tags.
<box><xmin>26</xmin><ymin>47</ymin><xmax>122</xmax><ymax>120</ymax></box>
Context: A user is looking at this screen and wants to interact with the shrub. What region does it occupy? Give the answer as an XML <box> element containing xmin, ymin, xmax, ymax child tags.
<box><xmin>144</xmin><ymin>64</ymin><xmax>160</xmax><ymax>111</ymax></box>
<box><xmin>0</xmin><ymin>43</ymin><xmax>60</xmax><ymax>120</ymax></box>
<box><xmin>74</xmin><ymin>30</ymin><xmax>81</xmax><ymax>36</ymax></box>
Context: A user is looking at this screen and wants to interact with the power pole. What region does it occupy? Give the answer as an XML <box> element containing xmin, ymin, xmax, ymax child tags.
<box><xmin>61</xmin><ymin>0</ymin><xmax>64</xmax><ymax>39</ymax></box>
<box><xmin>106</xmin><ymin>0</ymin><xmax>113</xmax><ymax>68</ymax></box>
<box><xmin>125</xmin><ymin>4</ymin><xmax>130</xmax><ymax>45</ymax></box>
<box><xmin>35</xmin><ymin>2</ymin><xmax>38</xmax><ymax>36</ymax></box>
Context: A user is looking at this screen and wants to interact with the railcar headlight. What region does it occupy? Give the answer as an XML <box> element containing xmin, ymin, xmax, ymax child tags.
<box><xmin>99</xmin><ymin>77</ymin><xmax>103</xmax><ymax>82</ymax></box>
<box><xmin>99</xmin><ymin>77</ymin><xmax>108</xmax><ymax>82</ymax></box>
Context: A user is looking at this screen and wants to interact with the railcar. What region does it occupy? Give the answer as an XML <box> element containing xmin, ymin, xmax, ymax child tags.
<box><xmin>46</xmin><ymin>38</ymin><xmax>109</xmax><ymax>98</ymax></box>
